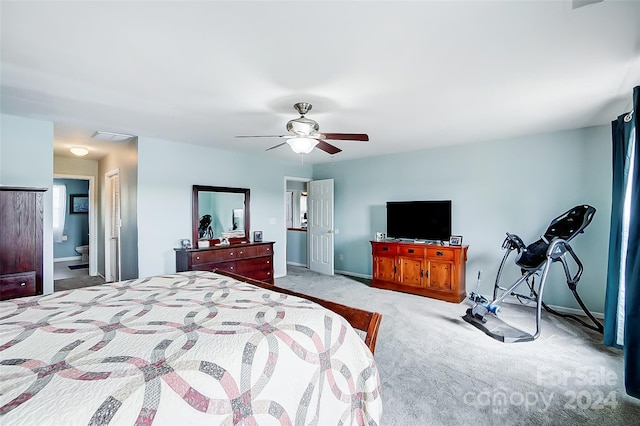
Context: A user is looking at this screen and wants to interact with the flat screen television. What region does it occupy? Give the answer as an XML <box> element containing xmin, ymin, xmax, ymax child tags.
<box><xmin>386</xmin><ymin>200</ymin><xmax>452</xmax><ymax>241</ymax></box>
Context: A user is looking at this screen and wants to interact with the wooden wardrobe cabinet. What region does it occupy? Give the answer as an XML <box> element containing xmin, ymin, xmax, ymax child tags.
<box><xmin>371</xmin><ymin>240</ymin><xmax>468</xmax><ymax>303</ymax></box>
<box><xmin>175</xmin><ymin>242</ymin><xmax>275</xmax><ymax>284</ymax></box>
<box><xmin>0</xmin><ymin>187</ymin><xmax>47</xmax><ymax>300</ymax></box>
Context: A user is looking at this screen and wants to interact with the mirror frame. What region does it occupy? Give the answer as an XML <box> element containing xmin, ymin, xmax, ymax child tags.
<box><xmin>192</xmin><ymin>185</ymin><xmax>251</xmax><ymax>245</ymax></box>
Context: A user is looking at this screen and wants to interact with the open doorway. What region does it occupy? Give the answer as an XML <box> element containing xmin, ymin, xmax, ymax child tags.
<box><xmin>285</xmin><ymin>177</ymin><xmax>310</xmax><ymax>269</ymax></box>
<box><xmin>52</xmin><ymin>174</ymin><xmax>98</xmax><ymax>282</ymax></box>
<box><xmin>284</xmin><ymin>177</ymin><xmax>335</xmax><ymax>275</ymax></box>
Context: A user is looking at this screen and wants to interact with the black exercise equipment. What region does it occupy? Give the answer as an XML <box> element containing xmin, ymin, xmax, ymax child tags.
<box><xmin>463</xmin><ymin>205</ymin><xmax>603</xmax><ymax>343</ymax></box>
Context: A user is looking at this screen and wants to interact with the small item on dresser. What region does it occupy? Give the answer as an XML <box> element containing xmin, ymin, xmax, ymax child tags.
<box><xmin>216</xmin><ymin>237</ymin><xmax>230</xmax><ymax>246</ymax></box>
<box><xmin>197</xmin><ymin>239</ymin><xmax>210</xmax><ymax>248</ymax></box>
<box><xmin>180</xmin><ymin>239</ymin><xmax>192</xmax><ymax>249</ymax></box>
<box><xmin>449</xmin><ymin>235</ymin><xmax>463</xmax><ymax>246</ymax></box>
<box><xmin>253</xmin><ymin>230</ymin><xmax>263</xmax><ymax>242</ymax></box>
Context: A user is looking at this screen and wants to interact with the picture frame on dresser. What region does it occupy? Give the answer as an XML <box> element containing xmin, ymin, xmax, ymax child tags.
<box><xmin>449</xmin><ymin>235</ymin><xmax>463</xmax><ymax>246</ymax></box>
<box><xmin>253</xmin><ymin>231</ymin><xmax>263</xmax><ymax>242</ymax></box>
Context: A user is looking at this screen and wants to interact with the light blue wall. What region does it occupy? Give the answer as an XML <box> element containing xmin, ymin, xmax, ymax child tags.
<box><xmin>53</xmin><ymin>178</ymin><xmax>89</xmax><ymax>259</ymax></box>
<box><xmin>136</xmin><ymin>137</ymin><xmax>312</xmax><ymax>278</ymax></box>
<box><xmin>313</xmin><ymin>125</ymin><xmax>612</xmax><ymax>312</ymax></box>
<box><xmin>1</xmin><ymin>114</ymin><xmax>54</xmax><ymax>294</ymax></box>
<box><xmin>287</xmin><ymin>230</ymin><xmax>307</xmax><ymax>265</ymax></box>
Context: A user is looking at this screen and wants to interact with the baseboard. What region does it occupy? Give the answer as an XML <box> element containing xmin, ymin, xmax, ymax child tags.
<box><xmin>335</xmin><ymin>269</ymin><xmax>372</xmax><ymax>280</ymax></box>
<box><xmin>503</xmin><ymin>298</ymin><xmax>604</xmax><ymax>318</ymax></box>
<box><xmin>286</xmin><ymin>261</ymin><xmax>307</xmax><ymax>267</ymax></box>
<box><xmin>286</xmin><ymin>264</ymin><xmax>372</xmax><ymax>280</ymax></box>
<box><xmin>54</xmin><ymin>256</ymin><xmax>82</xmax><ymax>262</ymax></box>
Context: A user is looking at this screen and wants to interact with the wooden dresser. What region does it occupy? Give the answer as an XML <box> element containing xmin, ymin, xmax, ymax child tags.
<box><xmin>0</xmin><ymin>186</ymin><xmax>47</xmax><ymax>300</ymax></box>
<box><xmin>175</xmin><ymin>241</ymin><xmax>275</xmax><ymax>284</ymax></box>
<box><xmin>371</xmin><ymin>240</ymin><xmax>468</xmax><ymax>303</ymax></box>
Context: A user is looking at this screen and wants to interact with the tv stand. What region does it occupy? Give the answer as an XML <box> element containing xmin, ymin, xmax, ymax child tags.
<box><xmin>370</xmin><ymin>240</ymin><xmax>468</xmax><ymax>303</ymax></box>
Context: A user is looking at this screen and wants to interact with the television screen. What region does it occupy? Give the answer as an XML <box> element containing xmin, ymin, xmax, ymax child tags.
<box><xmin>386</xmin><ymin>200</ymin><xmax>452</xmax><ymax>241</ymax></box>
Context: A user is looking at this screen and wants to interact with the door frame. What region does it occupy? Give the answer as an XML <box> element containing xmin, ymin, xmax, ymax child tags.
<box><xmin>53</xmin><ymin>173</ymin><xmax>98</xmax><ymax>277</ymax></box>
<box><xmin>284</xmin><ymin>176</ymin><xmax>312</xmax><ymax>269</ymax></box>
<box><xmin>104</xmin><ymin>168</ymin><xmax>121</xmax><ymax>282</ymax></box>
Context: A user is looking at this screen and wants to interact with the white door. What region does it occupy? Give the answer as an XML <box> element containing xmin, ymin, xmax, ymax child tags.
<box><xmin>105</xmin><ymin>170</ymin><xmax>121</xmax><ymax>282</ymax></box>
<box><xmin>308</xmin><ymin>179</ymin><xmax>334</xmax><ymax>275</ymax></box>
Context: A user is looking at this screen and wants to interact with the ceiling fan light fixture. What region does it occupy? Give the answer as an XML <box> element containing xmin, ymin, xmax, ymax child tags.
<box><xmin>287</xmin><ymin>137</ymin><xmax>319</xmax><ymax>154</ymax></box>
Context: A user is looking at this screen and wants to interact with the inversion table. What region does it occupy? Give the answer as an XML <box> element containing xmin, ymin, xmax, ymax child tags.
<box><xmin>463</xmin><ymin>205</ymin><xmax>603</xmax><ymax>342</ymax></box>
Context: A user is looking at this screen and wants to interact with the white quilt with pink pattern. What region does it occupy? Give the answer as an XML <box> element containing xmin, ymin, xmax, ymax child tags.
<box><xmin>0</xmin><ymin>271</ymin><xmax>381</xmax><ymax>425</ymax></box>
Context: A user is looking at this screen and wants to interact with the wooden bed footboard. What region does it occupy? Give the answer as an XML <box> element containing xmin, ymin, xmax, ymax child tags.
<box><xmin>213</xmin><ymin>269</ymin><xmax>382</xmax><ymax>354</ymax></box>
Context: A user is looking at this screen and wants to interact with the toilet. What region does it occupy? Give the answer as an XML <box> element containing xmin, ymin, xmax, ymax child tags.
<box><xmin>75</xmin><ymin>245</ymin><xmax>89</xmax><ymax>262</ymax></box>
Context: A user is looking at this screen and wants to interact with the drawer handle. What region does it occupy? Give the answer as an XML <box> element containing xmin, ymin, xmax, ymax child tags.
<box><xmin>408</xmin><ymin>249</ymin><xmax>414</xmax><ymax>253</ymax></box>
<box><xmin>436</xmin><ymin>251</ymin><xmax>444</xmax><ymax>256</ymax></box>
<box><xmin>229</xmin><ymin>252</ymin><xmax>235</xmax><ymax>256</ymax></box>
<box><xmin>382</xmin><ymin>247</ymin><xmax>389</xmax><ymax>251</ymax></box>
<box><xmin>267</xmin><ymin>260</ymin><xmax>270</xmax><ymax>264</ymax></box>
<box><xmin>196</xmin><ymin>256</ymin><xmax>200</xmax><ymax>260</ymax></box>
<box><xmin>239</xmin><ymin>250</ymin><xmax>243</xmax><ymax>254</ymax></box>
<box><xmin>20</xmin><ymin>282</ymin><xmax>26</xmax><ymax>287</ymax></box>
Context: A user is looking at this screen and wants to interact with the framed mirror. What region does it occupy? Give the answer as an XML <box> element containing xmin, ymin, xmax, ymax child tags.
<box><xmin>192</xmin><ymin>185</ymin><xmax>250</xmax><ymax>246</ymax></box>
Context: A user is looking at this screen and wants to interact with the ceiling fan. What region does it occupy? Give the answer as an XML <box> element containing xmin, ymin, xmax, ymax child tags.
<box><xmin>236</xmin><ymin>102</ymin><xmax>369</xmax><ymax>155</ymax></box>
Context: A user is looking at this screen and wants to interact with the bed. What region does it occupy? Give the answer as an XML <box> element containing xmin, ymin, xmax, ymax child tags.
<box><xmin>0</xmin><ymin>270</ymin><xmax>382</xmax><ymax>425</ymax></box>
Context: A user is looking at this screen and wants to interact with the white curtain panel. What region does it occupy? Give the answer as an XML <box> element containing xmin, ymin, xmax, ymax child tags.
<box><xmin>52</xmin><ymin>184</ymin><xmax>66</xmax><ymax>243</ymax></box>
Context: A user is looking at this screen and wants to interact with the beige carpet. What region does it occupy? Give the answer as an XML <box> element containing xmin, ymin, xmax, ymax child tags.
<box><xmin>54</xmin><ymin>275</ymin><xmax>106</xmax><ymax>292</ymax></box>
<box><xmin>276</xmin><ymin>265</ymin><xmax>640</xmax><ymax>426</ymax></box>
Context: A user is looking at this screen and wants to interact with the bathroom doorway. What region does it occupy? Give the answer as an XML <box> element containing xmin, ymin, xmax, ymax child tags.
<box><xmin>52</xmin><ymin>174</ymin><xmax>98</xmax><ymax>280</ymax></box>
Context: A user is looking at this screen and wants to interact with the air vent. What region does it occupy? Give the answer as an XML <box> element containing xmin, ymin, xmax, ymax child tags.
<box><xmin>92</xmin><ymin>131</ymin><xmax>135</xmax><ymax>142</ymax></box>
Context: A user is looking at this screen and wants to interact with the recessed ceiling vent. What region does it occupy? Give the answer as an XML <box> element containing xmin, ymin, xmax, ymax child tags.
<box><xmin>92</xmin><ymin>131</ymin><xmax>136</xmax><ymax>142</ymax></box>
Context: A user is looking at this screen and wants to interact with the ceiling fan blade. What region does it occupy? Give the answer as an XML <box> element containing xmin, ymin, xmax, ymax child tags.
<box><xmin>265</xmin><ymin>142</ymin><xmax>287</xmax><ymax>151</ymax></box>
<box><xmin>321</xmin><ymin>133</ymin><xmax>369</xmax><ymax>142</ymax></box>
<box><xmin>315</xmin><ymin>140</ymin><xmax>342</xmax><ymax>155</ymax></box>
<box><xmin>235</xmin><ymin>135</ymin><xmax>288</xmax><ymax>138</ymax></box>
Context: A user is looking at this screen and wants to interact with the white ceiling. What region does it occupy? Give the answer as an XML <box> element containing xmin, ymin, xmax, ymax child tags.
<box><xmin>2</xmin><ymin>1</ymin><xmax>639</xmax><ymax>164</ymax></box>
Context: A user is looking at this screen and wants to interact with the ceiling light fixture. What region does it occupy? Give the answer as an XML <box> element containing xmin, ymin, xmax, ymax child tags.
<box><xmin>286</xmin><ymin>137</ymin><xmax>319</xmax><ymax>154</ymax></box>
<box><xmin>92</xmin><ymin>130</ymin><xmax>135</xmax><ymax>142</ymax></box>
<box><xmin>70</xmin><ymin>147</ymin><xmax>90</xmax><ymax>156</ymax></box>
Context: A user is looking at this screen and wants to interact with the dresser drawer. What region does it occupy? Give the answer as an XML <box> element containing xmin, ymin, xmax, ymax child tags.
<box><xmin>0</xmin><ymin>272</ymin><xmax>37</xmax><ymax>300</ymax></box>
<box><xmin>254</xmin><ymin>244</ymin><xmax>273</xmax><ymax>256</ymax></box>
<box><xmin>234</xmin><ymin>246</ymin><xmax>259</xmax><ymax>258</ymax></box>
<box><xmin>372</xmin><ymin>244</ymin><xmax>398</xmax><ymax>255</ymax></box>
<box><xmin>427</xmin><ymin>248</ymin><xmax>454</xmax><ymax>260</ymax></box>
<box><xmin>398</xmin><ymin>245</ymin><xmax>425</xmax><ymax>257</ymax></box>
<box><xmin>191</xmin><ymin>248</ymin><xmax>238</xmax><ymax>265</ymax></box>
<box><xmin>213</xmin><ymin>261</ymin><xmax>238</xmax><ymax>274</ymax></box>
<box><xmin>251</xmin><ymin>269</ymin><xmax>273</xmax><ymax>283</ymax></box>
<box><xmin>237</xmin><ymin>257</ymin><xmax>272</xmax><ymax>274</ymax></box>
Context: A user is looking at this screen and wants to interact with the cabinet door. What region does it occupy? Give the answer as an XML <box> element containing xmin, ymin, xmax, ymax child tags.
<box><xmin>427</xmin><ymin>261</ymin><xmax>453</xmax><ymax>291</ymax></box>
<box><xmin>398</xmin><ymin>257</ymin><xmax>424</xmax><ymax>288</ymax></box>
<box><xmin>0</xmin><ymin>191</ymin><xmax>37</xmax><ymax>274</ymax></box>
<box><xmin>373</xmin><ymin>255</ymin><xmax>396</xmax><ymax>283</ymax></box>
